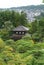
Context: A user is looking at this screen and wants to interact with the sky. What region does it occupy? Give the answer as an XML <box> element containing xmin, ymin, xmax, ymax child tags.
<box><xmin>0</xmin><ymin>0</ymin><xmax>43</xmax><ymax>8</ymax></box>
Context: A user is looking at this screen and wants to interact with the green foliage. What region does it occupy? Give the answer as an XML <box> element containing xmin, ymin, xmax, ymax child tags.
<box><xmin>5</xmin><ymin>39</ymin><xmax>15</xmax><ymax>46</ymax></box>
<box><xmin>22</xmin><ymin>34</ymin><xmax>32</xmax><ymax>40</ymax></box>
<box><xmin>0</xmin><ymin>10</ymin><xmax>44</xmax><ymax>65</ymax></box>
<box><xmin>0</xmin><ymin>39</ymin><xmax>44</xmax><ymax>65</ymax></box>
<box><xmin>0</xmin><ymin>10</ymin><xmax>28</xmax><ymax>28</ymax></box>
<box><xmin>0</xmin><ymin>38</ymin><xmax>5</xmax><ymax>52</ymax></box>
<box><xmin>15</xmin><ymin>39</ymin><xmax>34</xmax><ymax>53</ymax></box>
<box><xmin>0</xmin><ymin>28</ymin><xmax>10</xmax><ymax>40</ymax></box>
<box><xmin>29</xmin><ymin>18</ymin><xmax>44</xmax><ymax>42</ymax></box>
<box><xmin>43</xmin><ymin>0</ymin><xmax>44</xmax><ymax>3</ymax></box>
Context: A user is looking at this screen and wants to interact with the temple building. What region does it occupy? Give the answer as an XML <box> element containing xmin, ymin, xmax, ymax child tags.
<box><xmin>11</xmin><ymin>25</ymin><xmax>29</xmax><ymax>40</ymax></box>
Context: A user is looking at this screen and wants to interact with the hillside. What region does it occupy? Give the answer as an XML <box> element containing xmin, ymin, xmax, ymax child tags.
<box><xmin>0</xmin><ymin>5</ymin><xmax>44</xmax><ymax>21</ymax></box>
<box><xmin>10</xmin><ymin>5</ymin><xmax>44</xmax><ymax>10</ymax></box>
<box><xmin>10</xmin><ymin>5</ymin><xmax>44</xmax><ymax>21</ymax></box>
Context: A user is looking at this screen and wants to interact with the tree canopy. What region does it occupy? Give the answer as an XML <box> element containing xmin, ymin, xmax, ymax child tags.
<box><xmin>0</xmin><ymin>10</ymin><xmax>44</xmax><ymax>65</ymax></box>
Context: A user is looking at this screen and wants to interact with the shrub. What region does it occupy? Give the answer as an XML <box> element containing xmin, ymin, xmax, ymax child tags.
<box><xmin>33</xmin><ymin>50</ymin><xmax>42</xmax><ymax>59</ymax></box>
<box><xmin>0</xmin><ymin>28</ymin><xmax>10</xmax><ymax>40</ymax></box>
<box><xmin>22</xmin><ymin>34</ymin><xmax>32</xmax><ymax>40</ymax></box>
<box><xmin>5</xmin><ymin>39</ymin><xmax>15</xmax><ymax>45</ymax></box>
<box><xmin>1</xmin><ymin>51</ymin><xmax>15</xmax><ymax>63</ymax></box>
<box><xmin>0</xmin><ymin>38</ymin><xmax>5</xmax><ymax>52</ymax></box>
<box><xmin>15</xmin><ymin>39</ymin><xmax>34</xmax><ymax>53</ymax></box>
<box><xmin>4</xmin><ymin>46</ymin><xmax>13</xmax><ymax>52</ymax></box>
<box><xmin>32</xmin><ymin>32</ymin><xmax>40</xmax><ymax>42</ymax></box>
<box><xmin>5</xmin><ymin>39</ymin><xmax>16</xmax><ymax>50</ymax></box>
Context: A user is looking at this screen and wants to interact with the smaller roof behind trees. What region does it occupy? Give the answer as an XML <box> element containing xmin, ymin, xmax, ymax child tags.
<box><xmin>12</xmin><ymin>25</ymin><xmax>29</xmax><ymax>31</ymax></box>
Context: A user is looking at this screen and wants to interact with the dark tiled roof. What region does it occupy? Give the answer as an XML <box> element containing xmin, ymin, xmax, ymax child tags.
<box><xmin>12</xmin><ymin>25</ymin><xmax>29</xmax><ymax>31</ymax></box>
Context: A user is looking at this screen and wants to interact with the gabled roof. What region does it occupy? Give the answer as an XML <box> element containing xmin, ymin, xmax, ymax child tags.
<box><xmin>12</xmin><ymin>25</ymin><xmax>29</xmax><ymax>31</ymax></box>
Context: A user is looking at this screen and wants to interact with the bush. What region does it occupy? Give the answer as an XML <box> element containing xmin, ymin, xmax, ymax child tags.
<box><xmin>5</xmin><ymin>39</ymin><xmax>16</xmax><ymax>51</ymax></box>
<box><xmin>0</xmin><ymin>38</ymin><xmax>5</xmax><ymax>52</ymax></box>
<box><xmin>1</xmin><ymin>51</ymin><xmax>14</xmax><ymax>63</ymax></box>
<box><xmin>33</xmin><ymin>50</ymin><xmax>42</xmax><ymax>59</ymax></box>
<box><xmin>33</xmin><ymin>42</ymin><xmax>44</xmax><ymax>50</ymax></box>
<box><xmin>0</xmin><ymin>28</ymin><xmax>10</xmax><ymax>40</ymax></box>
<box><xmin>4</xmin><ymin>46</ymin><xmax>13</xmax><ymax>52</ymax></box>
<box><xmin>32</xmin><ymin>32</ymin><xmax>40</xmax><ymax>42</ymax></box>
<box><xmin>15</xmin><ymin>39</ymin><xmax>34</xmax><ymax>53</ymax></box>
<box><xmin>22</xmin><ymin>34</ymin><xmax>32</xmax><ymax>40</ymax></box>
<box><xmin>5</xmin><ymin>39</ymin><xmax>15</xmax><ymax>45</ymax></box>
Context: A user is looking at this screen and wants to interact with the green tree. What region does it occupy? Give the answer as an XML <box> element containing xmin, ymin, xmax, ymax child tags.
<box><xmin>43</xmin><ymin>0</ymin><xmax>44</xmax><ymax>3</ymax></box>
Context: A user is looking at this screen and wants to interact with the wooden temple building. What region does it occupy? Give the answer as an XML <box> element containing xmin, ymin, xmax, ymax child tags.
<box><xmin>11</xmin><ymin>25</ymin><xmax>29</xmax><ymax>40</ymax></box>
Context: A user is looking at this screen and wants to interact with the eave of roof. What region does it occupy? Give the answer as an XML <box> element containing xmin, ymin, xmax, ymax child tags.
<box><xmin>12</xmin><ymin>25</ymin><xmax>29</xmax><ymax>31</ymax></box>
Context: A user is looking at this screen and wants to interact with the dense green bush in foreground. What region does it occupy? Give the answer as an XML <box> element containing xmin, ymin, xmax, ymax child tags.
<box><xmin>0</xmin><ymin>38</ymin><xmax>44</xmax><ymax>65</ymax></box>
